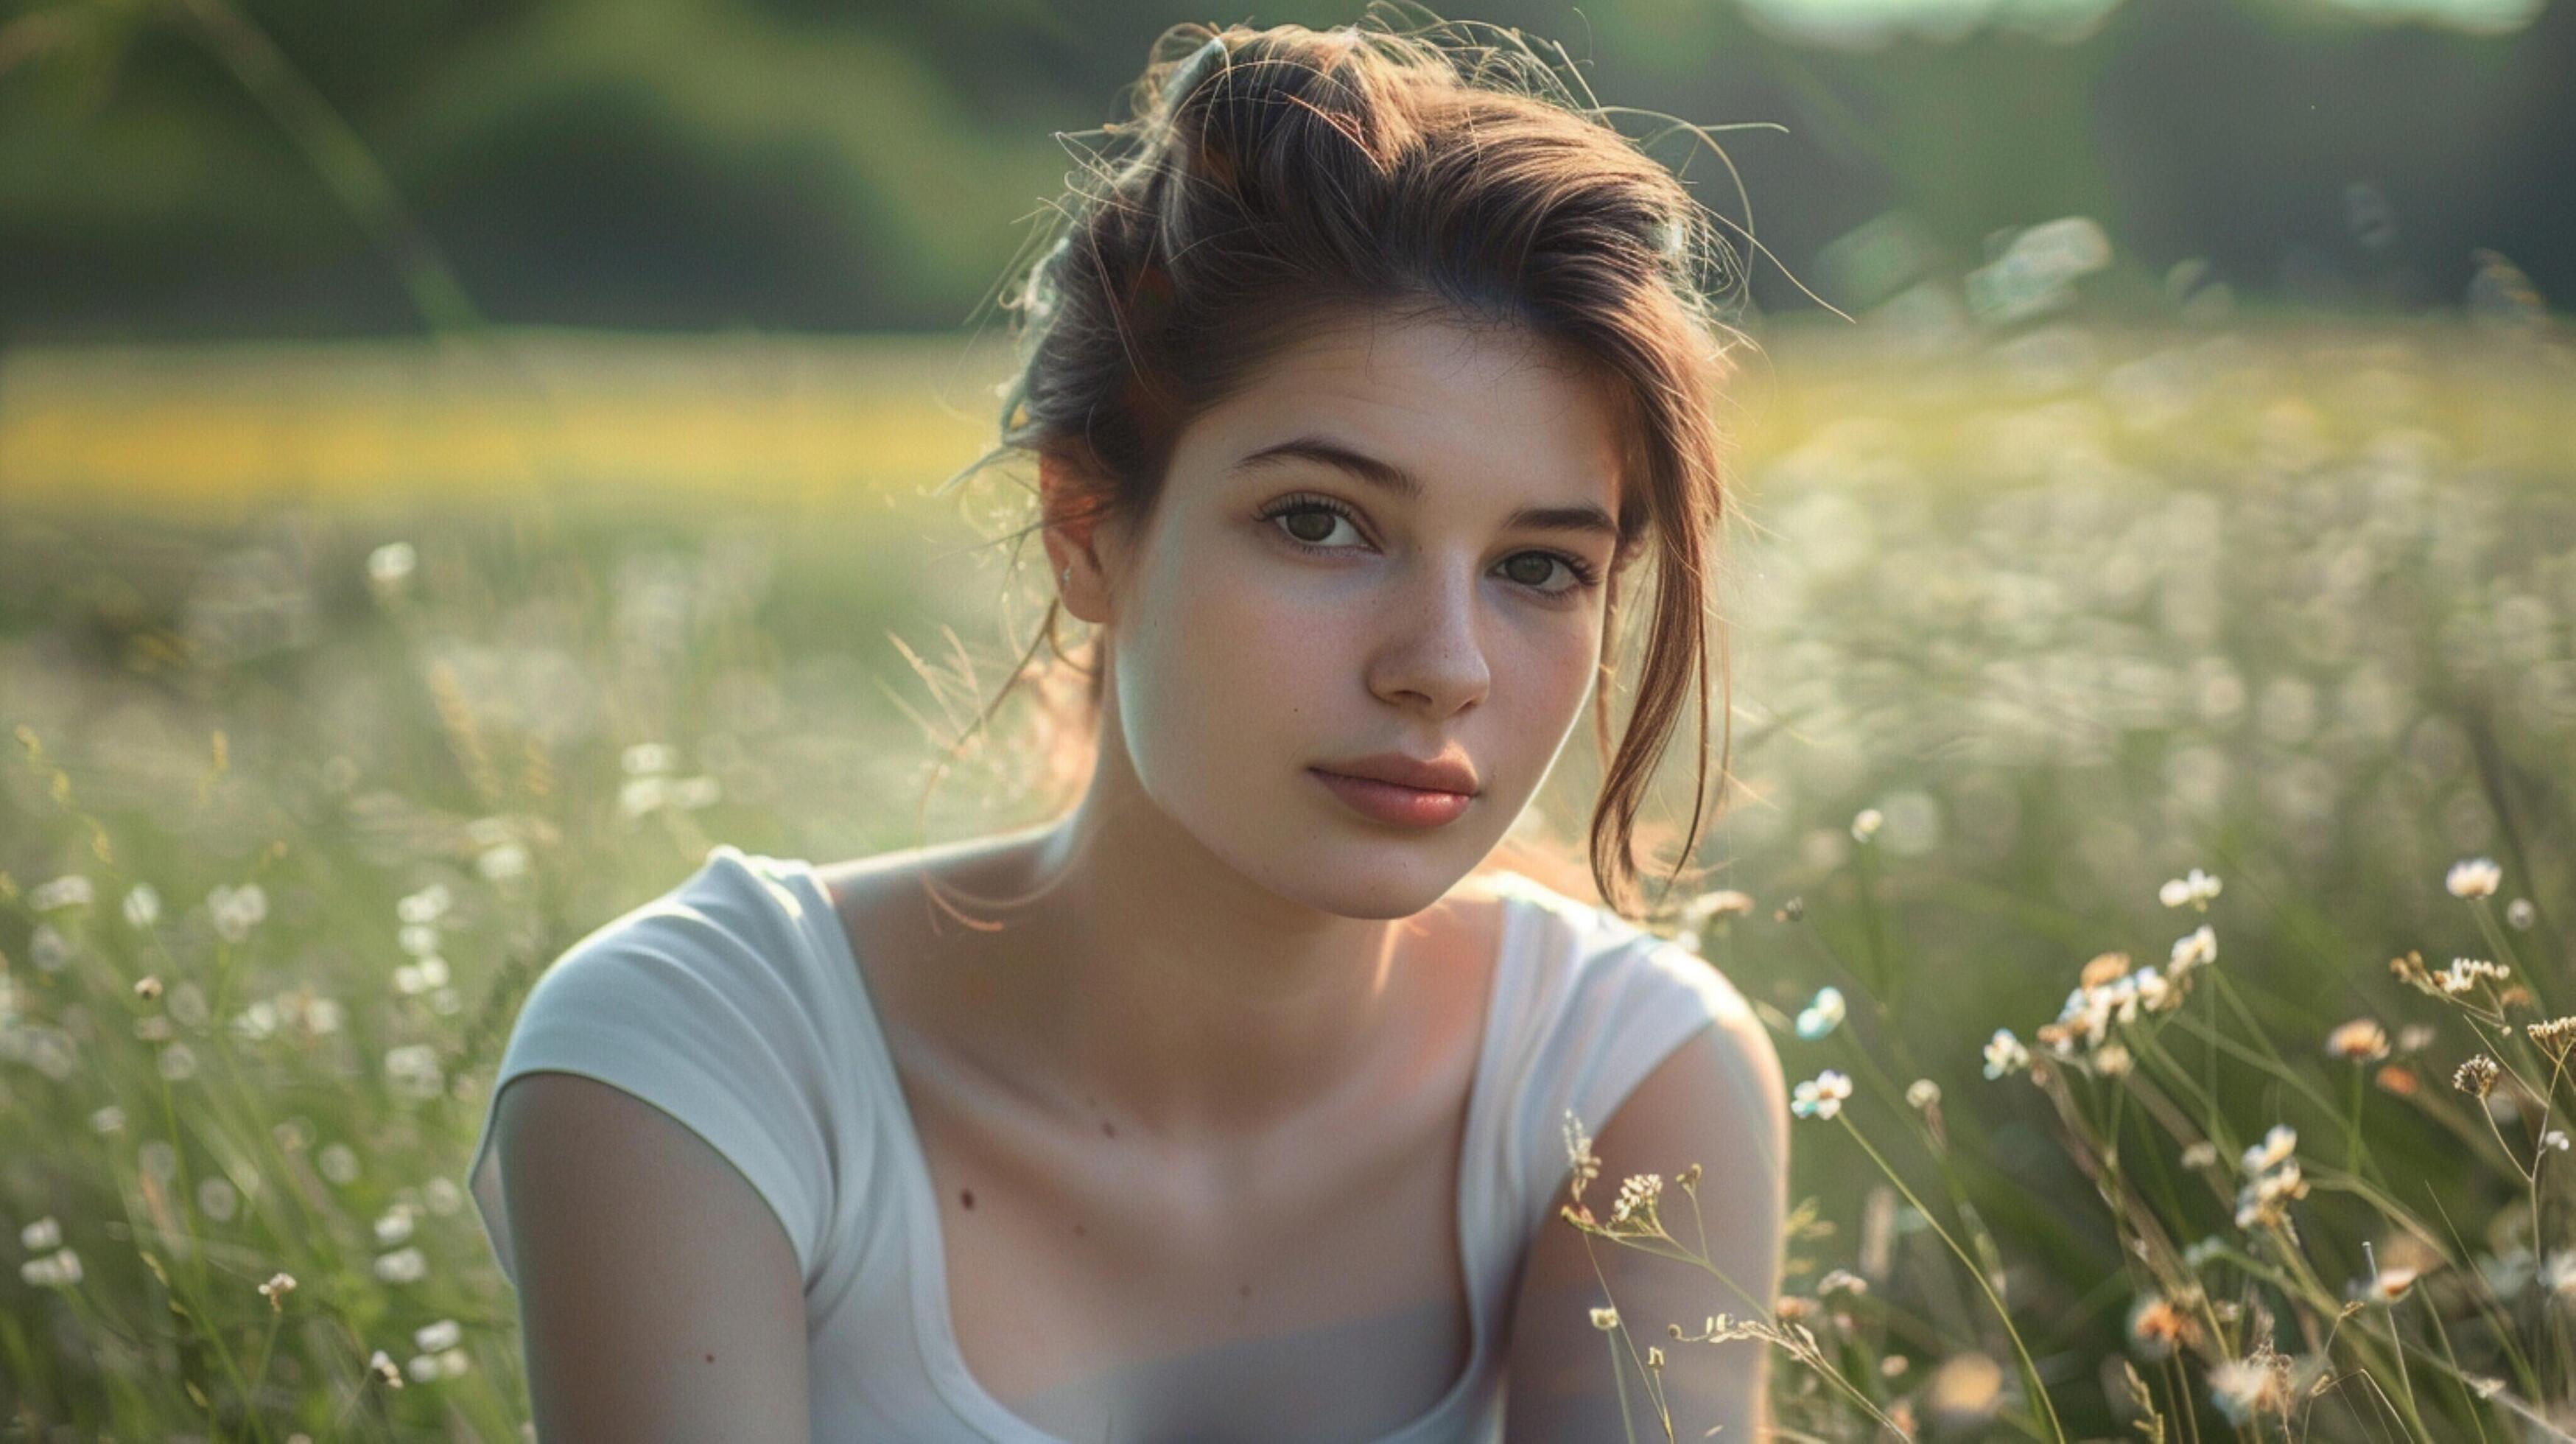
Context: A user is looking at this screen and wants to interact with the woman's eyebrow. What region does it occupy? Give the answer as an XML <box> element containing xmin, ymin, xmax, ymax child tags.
<box><xmin>1229</xmin><ymin>435</ymin><xmax>1620</xmax><ymax>541</ymax></box>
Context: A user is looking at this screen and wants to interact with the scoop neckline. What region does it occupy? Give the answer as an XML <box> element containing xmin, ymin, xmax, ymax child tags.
<box><xmin>767</xmin><ymin>849</ymin><xmax>1531</xmax><ymax>1444</ymax></box>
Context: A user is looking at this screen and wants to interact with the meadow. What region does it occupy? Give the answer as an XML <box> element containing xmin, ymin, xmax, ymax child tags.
<box><xmin>5</xmin><ymin>306</ymin><xmax>2576</xmax><ymax>1441</ymax></box>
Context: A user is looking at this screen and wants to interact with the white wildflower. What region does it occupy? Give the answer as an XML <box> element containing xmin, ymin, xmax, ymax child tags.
<box><xmin>367</xmin><ymin>542</ymin><xmax>418</xmax><ymax>595</ymax></box>
<box><xmin>2208</xmin><ymin>1352</ymin><xmax>2287</xmax><ymax>1425</ymax></box>
<box><xmin>2446</xmin><ymin>858</ymin><xmax>2502</xmax><ymax>899</ymax></box>
<box><xmin>618</xmin><ymin>776</ymin><xmax>668</xmax><ymax>819</ymax></box>
<box><xmin>2242</xmin><ymin>1124</ymin><xmax>2298</xmax><ymax>1176</ymax></box>
<box><xmin>2235</xmin><ymin>1159</ymin><xmax>2309</xmax><ymax>1230</ymax></box>
<box><xmin>2169</xmin><ymin>925</ymin><xmax>2217</xmax><ymax>976</ymax></box>
<box><xmin>669</xmin><ymin>776</ymin><xmax>723</xmax><ymax>810</ymax></box>
<box><xmin>231</xmin><ymin>1000</ymin><xmax>278</xmax><ymax>1042</ymax></box>
<box><xmin>622</xmin><ymin>743</ymin><xmax>678</xmax><ymax>776</ymax></box>
<box><xmin>2541</xmin><ymin>1250</ymin><xmax>2576</xmax><ymax>1299</ymax></box>
<box><xmin>2133</xmin><ymin>965</ymin><xmax>2177</xmax><ymax>1012</ymax></box>
<box><xmin>1982</xmin><ymin>1028</ymin><xmax>2030</xmax><ymax>1079</ymax></box>
<box><xmin>396</xmin><ymin>883</ymin><xmax>452</xmax><ymax>925</ymax></box>
<box><xmin>477</xmin><ymin>842</ymin><xmax>530</xmax><ymax>881</ymax></box>
<box><xmin>1794</xmin><ymin>985</ymin><xmax>1846</xmax><ymax>1040</ymax></box>
<box><xmin>384</xmin><ymin>1044</ymin><xmax>446</xmax><ymax>1101</ymax></box>
<box><xmin>2438</xmin><ymin>957</ymin><xmax>2510</xmax><ymax>995</ymax></box>
<box><xmin>317</xmin><ymin>1143</ymin><xmax>359</xmax><ymax>1185</ymax></box>
<box><xmin>1562</xmin><ymin>1113</ymin><xmax>1599</xmax><ymax>1208</ymax></box>
<box><xmin>2158</xmin><ymin>868</ymin><xmax>2222</xmax><ymax>910</ymax></box>
<box><xmin>29</xmin><ymin>923</ymin><xmax>74</xmax><ymax>972</ymax></box>
<box><xmin>2324</xmin><ymin>1018</ymin><xmax>2390</xmax><ymax>1062</ymax></box>
<box><xmin>1791</xmin><ymin>1069</ymin><xmax>1853</xmax><ymax>1121</ymax></box>
<box><xmin>29</xmin><ymin>875</ymin><xmax>94</xmax><ymax>912</ymax></box>
<box><xmin>1610</xmin><ymin>1173</ymin><xmax>1664</xmax><ymax>1227</ymax></box>
<box><xmin>208</xmin><ymin>883</ymin><xmax>268</xmax><ymax>943</ymax></box>
<box><xmin>19</xmin><ymin>1247</ymin><xmax>82</xmax><ymax>1288</ymax></box>
<box><xmin>373</xmin><ymin>1247</ymin><xmax>427</xmax><ymax>1284</ymax></box>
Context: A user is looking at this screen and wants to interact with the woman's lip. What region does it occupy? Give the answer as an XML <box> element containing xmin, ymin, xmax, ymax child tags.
<box><xmin>1308</xmin><ymin>768</ymin><xmax>1475</xmax><ymax>830</ymax></box>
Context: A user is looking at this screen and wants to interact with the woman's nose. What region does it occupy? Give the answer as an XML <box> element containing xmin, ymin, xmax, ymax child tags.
<box><xmin>1367</xmin><ymin>555</ymin><xmax>1490</xmax><ymax>717</ymax></box>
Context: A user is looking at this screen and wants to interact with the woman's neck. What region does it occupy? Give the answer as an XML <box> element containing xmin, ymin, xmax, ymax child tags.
<box><xmin>882</xmin><ymin>798</ymin><xmax>1492</xmax><ymax>1149</ymax></box>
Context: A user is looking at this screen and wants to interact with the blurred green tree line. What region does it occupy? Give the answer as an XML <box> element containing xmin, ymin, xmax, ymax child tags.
<box><xmin>0</xmin><ymin>0</ymin><xmax>2563</xmax><ymax>342</ymax></box>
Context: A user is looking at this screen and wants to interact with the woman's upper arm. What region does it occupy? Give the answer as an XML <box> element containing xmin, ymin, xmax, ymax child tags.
<box><xmin>496</xmin><ymin>1070</ymin><xmax>814</xmax><ymax>1444</ymax></box>
<box><xmin>1501</xmin><ymin>1002</ymin><xmax>1791</xmax><ymax>1443</ymax></box>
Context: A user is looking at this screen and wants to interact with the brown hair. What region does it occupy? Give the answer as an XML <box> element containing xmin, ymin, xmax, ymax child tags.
<box><xmin>918</xmin><ymin>4</ymin><xmax>1758</xmax><ymax>922</ymax></box>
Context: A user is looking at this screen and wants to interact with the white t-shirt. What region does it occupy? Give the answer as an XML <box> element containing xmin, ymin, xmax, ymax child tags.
<box><xmin>466</xmin><ymin>844</ymin><xmax>1752</xmax><ymax>1441</ymax></box>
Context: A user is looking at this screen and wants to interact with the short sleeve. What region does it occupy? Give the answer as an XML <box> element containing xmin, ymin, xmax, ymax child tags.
<box><xmin>1491</xmin><ymin>901</ymin><xmax>1759</xmax><ymax>1247</ymax></box>
<box><xmin>1562</xmin><ymin>937</ymin><xmax>1756</xmax><ymax>1147</ymax></box>
<box><xmin>465</xmin><ymin>853</ymin><xmax>846</xmax><ymax>1291</ymax></box>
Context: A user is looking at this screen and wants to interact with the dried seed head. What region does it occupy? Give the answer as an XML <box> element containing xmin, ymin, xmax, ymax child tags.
<box><xmin>2080</xmin><ymin>951</ymin><xmax>2132</xmax><ymax>989</ymax></box>
<box><xmin>2528</xmin><ymin>1017</ymin><xmax>2576</xmax><ymax>1064</ymax></box>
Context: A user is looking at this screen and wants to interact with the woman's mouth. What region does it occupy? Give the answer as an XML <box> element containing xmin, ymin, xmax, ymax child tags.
<box><xmin>1307</xmin><ymin>768</ymin><xmax>1476</xmax><ymax>829</ymax></box>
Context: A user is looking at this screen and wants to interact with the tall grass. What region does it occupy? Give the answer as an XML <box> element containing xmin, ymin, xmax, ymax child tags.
<box><xmin>1551</xmin><ymin>312</ymin><xmax>2576</xmax><ymax>1440</ymax></box>
<box><xmin>4</xmin><ymin>308</ymin><xmax>2575</xmax><ymax>1439</ymax></box>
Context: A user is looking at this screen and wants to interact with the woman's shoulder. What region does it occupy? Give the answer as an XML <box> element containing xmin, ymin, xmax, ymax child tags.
<box><xmin>470</xmin><ymin>844</ymin><xmax>864</xmax><ymax>1292</ymax></box>
<box><xmin>1470</xmin><ymin>874</ymin><xmax>1771</xmax><ymax>1245</ymax></box>
<box><xmin>1477</xmin><ymin>869</ymin><xmax>1760</xmax><ymax>1153</ymax></box>
<box><xmin>513</xmin><ymin>844</ymin><xmax>858</xmax><ymax>1028</ymax></box>
<box><xmin>1478</xmin><ymin>869</ymin><xmax>1752</xmax><ymax>1023</ymax></box>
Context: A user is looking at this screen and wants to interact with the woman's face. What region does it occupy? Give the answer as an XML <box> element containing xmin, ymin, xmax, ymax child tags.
<box><xmin>1052</xmin><ymin>307</ymin><xmax>1631</xmax><ymax>920</ymax></box>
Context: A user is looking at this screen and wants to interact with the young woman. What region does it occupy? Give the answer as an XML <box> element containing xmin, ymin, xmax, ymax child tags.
<box><xmin>467</xmin><ymin>14</ymin><xmax>1787</xmax><ymax>1441</ymax></box>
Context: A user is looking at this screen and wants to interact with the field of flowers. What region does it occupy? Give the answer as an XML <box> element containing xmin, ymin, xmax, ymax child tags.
<box><xmin>4</xmin><ymin>309</ymin><xmax>2575</xmax><ymax>1440</ymax></box>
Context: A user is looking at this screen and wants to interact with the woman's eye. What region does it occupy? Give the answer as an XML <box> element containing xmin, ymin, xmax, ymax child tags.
<box><xmin>1500</xmin><ymin>552</ymin><xmax>1575</xmax><ymax>592</ymax></box>
<box><xmin>1265</xmin><ymin>500</ymin><xmax>1365</xmax><ymax>550</ymax></box>
<box><xmin>1261</xmin><ymin>497</ymin><xmax>1596</xmax><ymax>598</ymax></box>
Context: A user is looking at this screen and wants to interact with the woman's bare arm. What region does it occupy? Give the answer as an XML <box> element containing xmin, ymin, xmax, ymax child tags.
<box><xmin>494</xmin><ymin>1071</ymin><xmax>814</xmax><ymax>1443</ymax></box>
<box><xmin>1501</xmin><ymin>1009</ymin><xmax>1791</xmax><ymax>1441</ymax></box>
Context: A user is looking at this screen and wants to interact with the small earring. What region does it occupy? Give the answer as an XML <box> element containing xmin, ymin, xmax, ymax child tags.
<box><xmin>1059</xmin><ymin>566</ymin><xmax>1072</xmax><ymax>586</ymax></box>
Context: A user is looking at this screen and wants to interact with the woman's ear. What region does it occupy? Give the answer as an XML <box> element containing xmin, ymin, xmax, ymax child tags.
<box><xmin>1038</xmin><ymin>453</ymin><xmax>1116</xmax><ymax>625</ymax></box>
